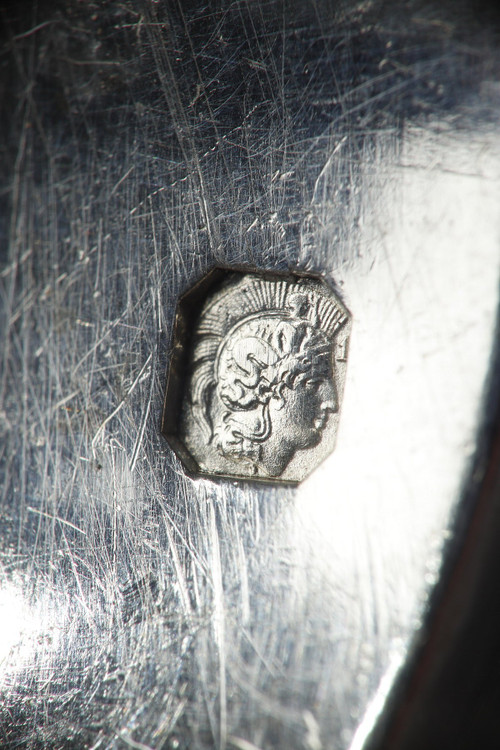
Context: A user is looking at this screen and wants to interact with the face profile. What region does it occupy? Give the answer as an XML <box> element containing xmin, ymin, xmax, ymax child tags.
<box><xmin>211</xmin><ymin>313</ymin><xmax>338</xmax><ymax>476</ymax></box>
<box><xmin>177</xmin><ymin>272</ymin><xmax>351</xmax><ymax>482</ymax></box>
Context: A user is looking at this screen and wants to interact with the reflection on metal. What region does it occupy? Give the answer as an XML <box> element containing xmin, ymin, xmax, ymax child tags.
<box><xmin>1</xmin><ymin>2</ymin><xmax>500</xmax><ymax>749</ymax></box>
<box><xmin>163</xmin><ymin>269</ymin><xmax>351</xmax><ymax>483</ymax></box>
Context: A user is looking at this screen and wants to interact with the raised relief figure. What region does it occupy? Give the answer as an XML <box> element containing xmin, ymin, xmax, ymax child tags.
<box><xmin>170</xmin><ymin>271</ymin><xmax>351</xmax><ymax>483</ymax></box>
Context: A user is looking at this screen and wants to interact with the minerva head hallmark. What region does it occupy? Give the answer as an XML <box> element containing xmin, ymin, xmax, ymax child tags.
<box><xmin>162</xmin><ymin>268</ymin><xmax>352</xmax><ymax>484</ymax></box>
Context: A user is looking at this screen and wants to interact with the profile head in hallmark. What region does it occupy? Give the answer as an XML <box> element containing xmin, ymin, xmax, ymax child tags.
<box><xmin>187</xmin><ymin>276</ymin><xmax>348</xmax><ymax>479</ymax></box>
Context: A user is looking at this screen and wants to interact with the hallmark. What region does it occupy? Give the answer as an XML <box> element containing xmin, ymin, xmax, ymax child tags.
<box><xmin>162</xmin><ymin>269</ymin><xmax>351</xmax><ymax>483</ymax></box>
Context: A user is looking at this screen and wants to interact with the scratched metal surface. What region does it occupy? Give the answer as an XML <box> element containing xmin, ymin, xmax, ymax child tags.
<box><xmin>1</xmin><ymin>1</ymin><xmax>500</xmax><ymax>749</ymax></box>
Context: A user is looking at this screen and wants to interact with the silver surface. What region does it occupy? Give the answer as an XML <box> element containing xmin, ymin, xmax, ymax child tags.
<box><xmin>1</xmin><ymin>2</ymin><xmax>500</xmax><ymax>749</ymax></box>
<box><xmin>167</xmin><ymin>270</ymin><xmax>350</xmax><ymax>483</ymax></box>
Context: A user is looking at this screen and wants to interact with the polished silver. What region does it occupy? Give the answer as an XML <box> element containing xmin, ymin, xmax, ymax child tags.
<box><xmin>165</xmin><ymin>270</ymin><xmax>351</xmax><ymax>483</ymax></box>
<box><xmin>2</xmin><ymin>2</ymin><xmax>500</xmax><ymax>750</ymax></box>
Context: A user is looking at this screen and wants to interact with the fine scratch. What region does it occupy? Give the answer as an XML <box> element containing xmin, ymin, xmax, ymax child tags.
<box><xmin>91</xmin><ymin>353</ymin><xmax>152</xmax><ymax>451</ymax></box>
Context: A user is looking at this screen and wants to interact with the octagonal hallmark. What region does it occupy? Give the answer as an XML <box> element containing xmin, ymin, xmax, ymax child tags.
<box><xmin>162</xmin><ymin>268</ymin><xmax>351</xmax><ymax>484</ymax></box>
